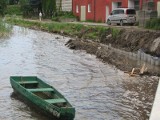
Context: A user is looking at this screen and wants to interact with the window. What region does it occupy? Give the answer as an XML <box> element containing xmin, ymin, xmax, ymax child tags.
<box><xmin>126</xmin><ymin>9</ymin><xmax>136</xmax><ymax>14</ymax></box>
<box><xmin>88</xmin><ymin>4</ymin><xmax>91</xmax><ymax>12</ymax></box>
<box><xmin>134</xmin><ymin>0</ymin><xmax>140</xmax><ymax>10</ymax></box>
<box><xmin>76</xmin><ymin>5</ymin><xmax>79</xmax><ymax>13</ymax></box>
<box><xmin>112</xmin><ymin>10</ymin><xmax>119</xmax><ymax>15</ymax></box>
<box><xmin>117</xmin><ymin>2</ymin><xmax>122</xmax><ymax>8</ymax></box>
<box><xmin>118</xmin><ymin>10</ymin><xmax>124</xmax><ymax>14</ymax></box>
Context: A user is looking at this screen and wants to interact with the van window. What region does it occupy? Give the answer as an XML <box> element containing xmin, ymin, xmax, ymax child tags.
<box><xmin>118</xmin><ymin>10</ymin><xmax>124</xmax><ymax>14</ymax></box>
<box><xmin>112</xmin><ymin>10</ymin><xmax>119</xmax><ymax>15</ymax></box>
<box><xmin>126</xmin><ymin>9</ymin><xmax>136</xmax><ymax>14</ymax></box>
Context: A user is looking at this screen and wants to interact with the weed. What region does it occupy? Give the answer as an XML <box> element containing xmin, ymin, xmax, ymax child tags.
<box><xmin>111</xmin><ymin>28</ymin><xmax>120</xmax><ymax>39</ymax></box>
<box><xmin>0</xmin><ymin>19</ymin><xmax>12</xmax><ymax>37</ymax></box>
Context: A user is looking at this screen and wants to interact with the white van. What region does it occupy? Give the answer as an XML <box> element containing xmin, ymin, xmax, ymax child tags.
<box><xmin>107</xmin><ymin>8</ymin><xmax>136</xmax><ymax>26</ymax></box>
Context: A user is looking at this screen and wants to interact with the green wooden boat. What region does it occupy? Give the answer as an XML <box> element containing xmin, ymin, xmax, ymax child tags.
<box><xmin>10</xmin><ymin>76</ymin><xmax>75</xmax><ymax>120</ymax></box>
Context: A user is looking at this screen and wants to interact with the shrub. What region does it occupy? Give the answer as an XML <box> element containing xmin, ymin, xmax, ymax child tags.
<box><xmin>6</xmin><ymin>5</ymin><xmax>22</xmax><ymax>15</ymax></box>
<box><xmin>145</xmin><ymin>18</ymin><xmax>160</xmax><ymax>30</ymax></box>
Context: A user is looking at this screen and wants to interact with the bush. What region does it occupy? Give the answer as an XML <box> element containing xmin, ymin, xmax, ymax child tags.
<box><xmin>6</xmin><ymin>5</ymin><xmax>22</xmax><ymax>15</ymax></box>
<box><xmin>145</xmin><ymin>18</ymin><xmax>160</xmax><ymax>30</ymax></box>
<box><xmin>52</xmin><ymin>11</ymin><xmax>76</xmax><ymax>21</ymax></box>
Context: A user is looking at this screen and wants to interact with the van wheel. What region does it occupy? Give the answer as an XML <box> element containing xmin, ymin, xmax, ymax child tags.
<box><xmin>107</xmin><ymin>20</ymin><xmax>111</xmax><ymax>25</ymax></box>
<box><xmin>120</xmin><ymin>20</ymin><xmax>123</xmax><ymax>26</ymax></box>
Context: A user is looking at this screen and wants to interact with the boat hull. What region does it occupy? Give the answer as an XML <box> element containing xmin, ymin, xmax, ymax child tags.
<box><xmin>10</xmin><ymin>76</ymin><xmax>75</xmax><ymax>120</ymax></box>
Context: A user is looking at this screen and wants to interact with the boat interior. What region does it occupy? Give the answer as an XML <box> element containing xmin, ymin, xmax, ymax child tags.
<box><xmin>15</xmin><ymin>77</ymin><xmax>70</xmax><ymax>108</ymax></box>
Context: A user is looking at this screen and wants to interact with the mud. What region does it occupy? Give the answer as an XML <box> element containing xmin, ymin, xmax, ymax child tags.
<box><xmin>100</xmin><ymin>29</ymin><xmax>160</xmax><ymax>56</ymax></box>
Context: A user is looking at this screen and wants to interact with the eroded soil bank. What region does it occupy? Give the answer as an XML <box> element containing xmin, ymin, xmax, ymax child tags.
<box><xmin>66</xmin><ymin>28</ymin><xmax>160</xmax><ymax>76</ymax></box>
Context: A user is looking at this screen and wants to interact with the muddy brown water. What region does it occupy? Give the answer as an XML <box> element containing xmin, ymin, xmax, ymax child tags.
<box><xmin>0</xmin><ymin>26</ymin><xmax>159</xmax><ymax>120</ymax></box>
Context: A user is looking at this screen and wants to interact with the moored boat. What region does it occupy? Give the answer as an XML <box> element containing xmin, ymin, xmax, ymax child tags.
<box><xmin>10</xmin><ymin>76</ymin><xmax>75</xmax><ymax>120</ymax></box>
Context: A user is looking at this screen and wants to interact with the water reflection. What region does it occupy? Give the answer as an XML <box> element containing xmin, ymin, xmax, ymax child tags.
<box><xmin>0</xmin><ymin>26</ymin><xmax>158</xmax><ymax>120</ymax></box>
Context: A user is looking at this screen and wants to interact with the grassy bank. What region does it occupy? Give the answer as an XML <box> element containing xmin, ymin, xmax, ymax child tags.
<box><xmin>0</xmin><ymin>19</ymin><xmax>12</xmax><ymax>37</ymax></box>
<box><xmin>6</xmin><ymin>18</ymin><xmax>120</xmax><ymax>41</ymax></box>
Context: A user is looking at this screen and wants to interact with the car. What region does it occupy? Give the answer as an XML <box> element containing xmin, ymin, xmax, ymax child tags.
<box><xmin>107</xmin><ymin>8</ymin><xmax>136</xmax><ymax>26</ymax></box>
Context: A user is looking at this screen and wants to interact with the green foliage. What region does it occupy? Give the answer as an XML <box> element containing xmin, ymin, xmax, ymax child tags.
<box><xmin>0</xmin><ymin>0</ymin><xmax>7</xmax><ymax>16</ymax></box>
<box><xmin>8</xmin><ymin>0</ymin><xmax>19</xmax><ymax>5</ymax></box>
<box><xmin>84</xmin><ymin>32</ymin><xmax>98</xmax><ymax>40</ymax></box>
<box><xmin>145</xmin><ymin>18</ymin><xmax>160</xmax><ymax>30</ymax></box>
<box><xmin>52</xmin><ymin>12</ymin><xmax>76</xmax><ymax>22</ymax></box>
<box><xmin>41</xmin><ymin>0</ymin><xmax>56</xmax><ymax>18</ymax></box>
<box><xmin>111</xmin><ymin>28</ymin><xmax>120</xmax><ymax>39</ymax></box>
<box><xmin>6</xmin><ymin>5</ymin><xmax>22</xmax><ymax>15</ymax></box>
<box><xmin>19</xmin><ymin>0</ymin><xmax>32</xmax><ymax>17</ymax></box>
<box><xmin>58</xmin><ymin>12</ymin><xmax>76</xmax><ymax>18</ymax></box>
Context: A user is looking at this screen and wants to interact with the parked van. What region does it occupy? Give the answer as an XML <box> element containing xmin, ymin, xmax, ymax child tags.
<box><xmin>107</xmin><ymin>8</ymin><xmax>136</xmax><ymax>26</ymax></box>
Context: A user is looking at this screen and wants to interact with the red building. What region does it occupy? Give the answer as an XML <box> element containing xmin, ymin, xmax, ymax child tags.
<box><xmin>72</xmin><ymin>0</ymin><xmax>159</xmax><ymax>23</ymax></box>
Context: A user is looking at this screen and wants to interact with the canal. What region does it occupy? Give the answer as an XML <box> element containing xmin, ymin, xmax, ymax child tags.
<box><xmin>0</xmin><ymin>26</ymin><xmax>159</xmax><ymax>120</ymax></box>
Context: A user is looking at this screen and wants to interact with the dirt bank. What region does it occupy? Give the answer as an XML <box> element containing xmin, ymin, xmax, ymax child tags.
<box><xmin>100</xmin><ymin>28</ymin><xmax>160</xmax><ymax>56</ymax></box>
<box><xmin>66</xmin><ymin>29</ymin><xmax>160</xmax><ymax>76</ymax></box>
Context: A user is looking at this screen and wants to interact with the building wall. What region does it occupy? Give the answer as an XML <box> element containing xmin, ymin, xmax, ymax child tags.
<box><xmin>73</xmin><ymin>0</ymin><xmax>108</xmax><ymax>22</ymax></box>
<box><xmin>94</xmin><ymin>0</ymin><xmax>108</xmax><ymax>22</ymax></box>
<box><xmin>73</xmin><ymin>0</ymin><xmax>159</xmax><ymax>22</ymax></box>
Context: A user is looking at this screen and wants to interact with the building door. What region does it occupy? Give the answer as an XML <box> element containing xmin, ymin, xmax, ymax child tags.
<box><xmin>128</xmin><ymin>0</ymin><xmax>134</xmax><ymax>8</ymax></box>
<box><xmin>106</xmin><ymin>6</ymin><xmax>109</xmax><ymax>22</ymax></box>
<box><xmin>80</xmin><ymin>6</ymin><xmax>86</xmax><ymax>21</ymax></box>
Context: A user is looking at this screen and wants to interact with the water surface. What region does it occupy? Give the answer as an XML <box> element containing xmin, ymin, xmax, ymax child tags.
<box><xmin>0</xmin><ymin>26</ymin><xmax>158</xmax><ymax>120</ymax></box>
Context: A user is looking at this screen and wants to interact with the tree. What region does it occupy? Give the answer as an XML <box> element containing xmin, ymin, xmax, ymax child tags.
<box><xmin>0</xmin><ymin>0</ymin><xmax>7</xmax><ymax>16</ymax></box>
<box><xmin>9</xmin><ymin>0</ymin><xmax>19</xmax><ymax>5</ymax></box>
<box><xmin>19</xmin><ymin>0</ymin><xmax>56</xmax><ymax>18</ymax></box>
<box><xmin>41</xmin><ymin>0</ymin><xmax>56</xmax><ymax>17</ymax></box>
<box><xmin>19</xmin><ymin>0</ymin><xmax>32</xmax><ymax>17</ymax></box>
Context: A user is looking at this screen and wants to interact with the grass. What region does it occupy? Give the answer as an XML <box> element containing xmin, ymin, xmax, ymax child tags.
<box><xmin>0</xmin><ymin>18</ymin><xmax>12</xmax><ymax>37</ymax></box>
<box><xmin>111</xmin><ymin>28</ymin><xmax>120</xmax><ymax>39</ymax></box>
<box><xmin>5</xmin><ymin>17</ymin><xmax>120</xmax><ymax>40</ymax></box>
